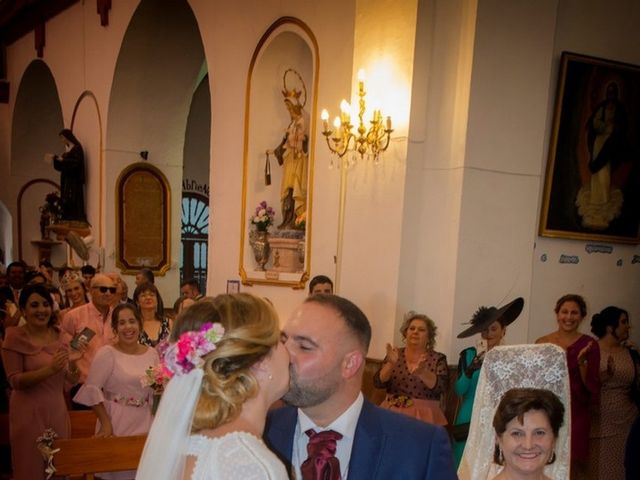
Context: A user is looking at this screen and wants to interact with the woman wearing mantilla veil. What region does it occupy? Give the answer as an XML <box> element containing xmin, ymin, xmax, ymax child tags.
<box><xmin>457</xmin><ymin>344</ymin><xmax>571</xmax><ymax>480</ymax></box>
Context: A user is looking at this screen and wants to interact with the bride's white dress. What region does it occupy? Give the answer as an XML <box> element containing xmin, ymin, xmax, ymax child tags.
<box><xmin>186</xmin><ymin>432</ymin><xmax>288</xmax><ymax>480</ymax></box>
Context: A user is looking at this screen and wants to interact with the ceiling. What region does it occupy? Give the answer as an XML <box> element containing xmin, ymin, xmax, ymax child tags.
<box><xmin>0</xmin><ymin>0</ymin><xmax>79</xmax><ymax>45</ymax></box>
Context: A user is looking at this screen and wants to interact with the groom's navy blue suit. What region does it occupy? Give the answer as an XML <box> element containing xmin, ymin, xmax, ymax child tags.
<box><xmin>265</xmin><ymin>400</ymin><xmax>457</xmax><ymax>480</ymax></box>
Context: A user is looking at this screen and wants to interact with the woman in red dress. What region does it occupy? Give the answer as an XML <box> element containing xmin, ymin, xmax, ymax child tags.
<box><xmin>536</xmin><ymin>294</ymin><xmax>600</xmax><ymax>480</ymax></box>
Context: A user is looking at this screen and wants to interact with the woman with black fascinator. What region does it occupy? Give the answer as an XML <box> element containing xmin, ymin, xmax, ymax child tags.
<box><xmin>452</xmin><ymin>297</ymin><xmax>524</xmax><ymax>467</ymax></box>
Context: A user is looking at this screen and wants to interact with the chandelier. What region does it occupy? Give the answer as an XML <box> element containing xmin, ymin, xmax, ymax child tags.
<box><xmin>320</xmin><ymin>69</ymin><xmax>393</xmax><ymax>162</ymax></box>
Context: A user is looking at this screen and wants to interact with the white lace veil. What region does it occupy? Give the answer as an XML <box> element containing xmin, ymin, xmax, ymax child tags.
<box><xmin>135</xmin><ymin>368</ymin><xmax>203</xmax><ymax>480</ymax></box>
<box><xmin>457</xmin><ymin>344</ymin><xmax>571</xmax><ymax>480</ymax></box>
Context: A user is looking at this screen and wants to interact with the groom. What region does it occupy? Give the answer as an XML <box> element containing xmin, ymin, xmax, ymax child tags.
<box><xmin>265</xmin><ymin>294</ymin><xmax>456</xmax><ymax>479</ymax></box>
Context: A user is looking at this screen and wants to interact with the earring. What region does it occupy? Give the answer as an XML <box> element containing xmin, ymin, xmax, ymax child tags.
<box><xmin>268</xmin><ymin>373</ymin><xmax>273</xmax><ymax>380</ymax></box>
<box><xmin>547</xmin><ymin>451</ymin><xmax>556</xmax><ymax>465</ymax></box>
<box><xmin>498</xmin><ymin>449</ymin><xmax>504</xmax><ymax>465</ymax></box>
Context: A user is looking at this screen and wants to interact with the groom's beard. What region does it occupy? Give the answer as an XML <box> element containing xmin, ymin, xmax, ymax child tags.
<box><xmin>282</xmin><ymin>364</ymin><xmax>340</xmax><ymax>408</ymax></box>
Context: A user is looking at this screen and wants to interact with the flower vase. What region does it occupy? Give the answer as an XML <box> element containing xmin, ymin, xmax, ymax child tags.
<box><xmin>249</xmin><ymin>230</ymin><xmax>270</xmax><ymax>271</ymax></box>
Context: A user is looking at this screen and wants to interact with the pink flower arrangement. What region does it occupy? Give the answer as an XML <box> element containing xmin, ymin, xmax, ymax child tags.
<box><xmin>160</xmin><ymin>322</ymin><xmax>225</xmax><ymax>377</ymax></box>
<box><xmin>251</xmin><ymin>201</ymin><xmax>275</xmax><ymax>232</ymax></box>
<box><xmin>140</xmin><ymin>364</ymin><xmax>170</xmax><ymax>394</ymax></box>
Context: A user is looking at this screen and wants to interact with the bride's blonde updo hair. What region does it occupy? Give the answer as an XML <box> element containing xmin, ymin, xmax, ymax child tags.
<box><xmin>169</xmin><ymin>293</ymin><xmax>280</xmax><ymax>432</ymax></box>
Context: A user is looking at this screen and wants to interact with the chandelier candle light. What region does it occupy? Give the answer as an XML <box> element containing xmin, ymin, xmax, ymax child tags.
<box><xmin>320</xmin><ymin>69</ymin><xmax>393</xmax><ymax>162</ymax></box>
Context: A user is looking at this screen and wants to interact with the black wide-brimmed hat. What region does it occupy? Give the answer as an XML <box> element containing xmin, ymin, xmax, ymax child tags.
<box><xmin>456</xmin><ymin>297</ymin><xmax>524</xmax><ymax>338</ymax></box>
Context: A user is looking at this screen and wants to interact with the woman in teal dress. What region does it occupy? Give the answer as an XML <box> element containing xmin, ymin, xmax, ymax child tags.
<box><xmin>452</xmin><ymin>297</ymin><xmax>524</xmax><ymax>467</ymax></box>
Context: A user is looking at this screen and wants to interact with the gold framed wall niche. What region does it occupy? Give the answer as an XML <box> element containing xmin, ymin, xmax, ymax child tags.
<box><xmin>239</xmin><ymin>17</ymin><xmax>319</xmax><ymax>288</ymax></box>
<box><xmin>116</xmin><ymin>162</ymin><xmax>171</xmax><ymax>275</ymax></box>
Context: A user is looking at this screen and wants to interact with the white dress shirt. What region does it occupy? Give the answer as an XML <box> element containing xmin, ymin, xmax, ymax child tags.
<box><xmin>291</xmin><ymin>392</ymin><xmax>364</xmax><ymax>480</ymax></box>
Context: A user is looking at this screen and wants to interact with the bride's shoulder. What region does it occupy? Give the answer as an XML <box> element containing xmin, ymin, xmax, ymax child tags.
<box><xmin>185</xmin><ymin>432</ymin><xmax>286</xmax><ymax>479</ymax></box>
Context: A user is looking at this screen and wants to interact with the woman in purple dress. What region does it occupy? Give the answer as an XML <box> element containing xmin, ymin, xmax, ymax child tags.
<box><xmin>536</xmin><ymin>294</ymin><xmax>600</xmax><ymax>480</ymax></box>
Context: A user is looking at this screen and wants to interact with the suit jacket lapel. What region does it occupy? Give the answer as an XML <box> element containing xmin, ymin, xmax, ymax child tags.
<box><xmin>348</xmin><ymin>400</ymin><xmax>385</xmax><ymax>479</ymax></box>
<box><xmin>265</xmin><ymin>406</ymin><xmax>298</xmax><ymax>467</ymax></box>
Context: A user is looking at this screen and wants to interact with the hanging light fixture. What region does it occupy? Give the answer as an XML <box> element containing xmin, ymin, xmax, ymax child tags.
<box><xmin>320</xmin><ymin>69</ymin><xmax>393</xmax><ymax>163</ymax></box>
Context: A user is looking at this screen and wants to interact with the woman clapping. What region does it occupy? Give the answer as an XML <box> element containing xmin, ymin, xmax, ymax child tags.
<box><xmin>374</xmin><ymin>311</ymin><xmax>449</xmax><ymax>426</ymax></box>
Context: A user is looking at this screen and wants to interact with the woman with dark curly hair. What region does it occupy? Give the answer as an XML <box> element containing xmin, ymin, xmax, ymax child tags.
<box><xmin>373</xmin><ymin>311</ymin><xmax>449</xmax><ymax>426</ymax></box>
<box><xmin>1</xmin><ymin>284</ymin><xmax>81</xmax><ymax>480</ymax></box>
<box><xmin>589</xmin><ymin>306</ymin><xmax>639</xmax><ymax>480</ymax></box>
<box><xmin>136</xmin><ymin>294</ymin><xmax>289</xmax><ymax>479</ymax></box>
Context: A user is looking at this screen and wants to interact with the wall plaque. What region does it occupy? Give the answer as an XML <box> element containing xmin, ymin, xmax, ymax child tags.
<box><xmin>116</xmin><ymin>162</ymin><xmax>170</xmax><ymax>274</ymax></box>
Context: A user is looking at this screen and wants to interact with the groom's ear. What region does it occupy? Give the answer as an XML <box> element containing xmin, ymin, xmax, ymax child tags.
<box><xmin>342</xmin><ymin>350</ymin><xmax>364</xmax><ymax>379</ymax></box>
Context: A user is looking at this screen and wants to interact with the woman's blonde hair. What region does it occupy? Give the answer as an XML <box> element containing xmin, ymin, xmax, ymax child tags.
<box><xmin>170</xmin><ymin>293</ymin><xmax>280</xmax><ymax>432</ymax></box>
<box><xmin>399</xmin><ymin>311</ymin><xmax>437</xmax><ymax>350</ymax></box>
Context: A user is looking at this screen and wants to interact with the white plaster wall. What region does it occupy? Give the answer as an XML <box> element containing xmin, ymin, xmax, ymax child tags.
<box><xmin>397</xmin><ymin>0</ymin><xmax>476</xmax><ymax>358</ymax></box>
<box><xmin>194</xmin><ymin>0</ymin><xmax>355</xmax><ymax>323</ymax></box>
<box><xmin>338</xmin><ymin>0</ymin><xmax>419</xmax><ymax>358</ymax></box>
<box><xmin>0</xmin><ymin>0</ymin><xmax>637</xmax><ymax>356</ymax></box>
<box><xmin>531</xmin><ymin>0</ymin><xmax>640</xmax><ymax>347</ymax></box>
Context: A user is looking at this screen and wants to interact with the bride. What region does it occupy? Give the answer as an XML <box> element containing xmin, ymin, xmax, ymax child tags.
<box><xmin>136</xmin><ymin>294</ymin><xmax>289</xmax><ymax>479</ymax></box>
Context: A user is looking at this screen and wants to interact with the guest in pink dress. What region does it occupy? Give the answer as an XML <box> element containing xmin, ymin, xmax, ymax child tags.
<box><xmin>373</xmin><ymin>311</ymin><xmax>449</xmax><ymax>426</ymax></box>
<box><xmin>74</xmin><ymin>303</ymin><xmax>159</xmax><ymax>480</ymax></box>
<box><xmin>1</xmin><ymin>284</ymin><xmax>81</xmax><ymax>480</ymax></box>
<box><xmin>536</xmin><ymin>293</ymin><xmax>600</xmax><ymax>480</ymax></box>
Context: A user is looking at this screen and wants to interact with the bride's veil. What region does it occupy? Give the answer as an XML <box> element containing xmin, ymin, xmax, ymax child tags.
<box><xmin>457</xmin><ymin>344</ymin><xmax>571</xmax><ymax>480</ymax></box>
<box><xmin>135</xmin><ymin>368</ymin><xmax>204</xmax><ymax>480</ymax></box>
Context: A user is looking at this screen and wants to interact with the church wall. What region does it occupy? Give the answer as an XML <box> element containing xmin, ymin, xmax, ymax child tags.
<box><xmin>396</xmin><ymin>0</ymin><xmax>476</xmax><ymax>358</ymax></box>
<box><xmin>0</xmin><ymin>0</ymin><xmax>637</xmax><ymax>355</ymax></box>
<box><xmin>194</xmin><ymin>0</ymin><xmax>356</xmax><ymax>321</ymax></box>
<box><xmin>530</xmin><ymin>0</ymin><xmax>640</xmax><ymax>347</ymax></box>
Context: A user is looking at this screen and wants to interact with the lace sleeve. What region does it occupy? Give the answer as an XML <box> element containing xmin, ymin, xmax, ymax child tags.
<box><xmin>458</xmin><ymin>344</ymin><xmax>571</xmax><ymax>480</ymax></box>
<box><xmin>188</xmin><ymin>433</ymin><xmax>288</xmax><ymax>480</ymax></box>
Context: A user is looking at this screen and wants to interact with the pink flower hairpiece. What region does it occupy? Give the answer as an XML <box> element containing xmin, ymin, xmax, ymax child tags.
<box><xmin>160</xmin><ymin>322</ymin><xmax>225</xmax><ymax>378</ymax></box>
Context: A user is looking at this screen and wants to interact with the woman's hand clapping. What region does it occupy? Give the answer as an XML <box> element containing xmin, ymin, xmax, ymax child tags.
<box><xmin>385</xmin><ymin>343</ymin><xmax>399</xmax><ymax>366</ymax></box>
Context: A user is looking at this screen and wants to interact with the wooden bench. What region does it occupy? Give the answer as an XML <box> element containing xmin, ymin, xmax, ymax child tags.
<box><xmin>69</xmin><ymin>410</ymin><xmax>98</xmax><ymax>438</ymax></box>
<box><xmin>51</xmin><ymin>435</ymin><xmax>147</xmax><ymax>480</ymax></box>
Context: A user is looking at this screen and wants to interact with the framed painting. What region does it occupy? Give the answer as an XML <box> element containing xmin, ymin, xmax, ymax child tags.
<box><xmin>539</xmin><ymin>52</ymin><xmax>640</xmax><ymax>244</ymax></box>
<box><xmin>115</xmin><ymin>162</ymin><xmax>171</xmax><ymax>274</ymax></box>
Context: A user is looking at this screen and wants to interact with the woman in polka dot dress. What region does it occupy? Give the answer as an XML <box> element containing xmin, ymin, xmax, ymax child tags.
<box><xmin>373</xmin><ymin>311</ymin><xmax>449</xmax><ymax>426</ymax></box>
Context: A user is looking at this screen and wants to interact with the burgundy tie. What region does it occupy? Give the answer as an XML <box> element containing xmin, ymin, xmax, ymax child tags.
<box><xmin>300</xmin><ymin>429</ymin><xmax>343</xmax><ymax>480</ymax></box>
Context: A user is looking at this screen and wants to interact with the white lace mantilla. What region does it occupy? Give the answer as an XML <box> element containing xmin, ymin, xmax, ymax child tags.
<box><xmin>458</xmin><ymin>344</ymin><xmax>571</xmax><ymax>480</ymax></box>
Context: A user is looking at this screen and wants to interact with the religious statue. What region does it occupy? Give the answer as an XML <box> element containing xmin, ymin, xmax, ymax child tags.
<box><xmin>266</xmin><ymin>69</ymin><xmax>309</xmax><ymax>230</ymax></box>
<box><xmin>45</xmin><ymin>129</ymin><xmax>87</xmax><ymax>223</ymax></box>
<box><xmin>576</xmin><ymin>81</ymin><xmax>630</xmax><ymax>230</ymax></box>
<box><xmin>38</xmin><ymin>206</ymin><xmax>51</xmax><ymax>240</ymax></box>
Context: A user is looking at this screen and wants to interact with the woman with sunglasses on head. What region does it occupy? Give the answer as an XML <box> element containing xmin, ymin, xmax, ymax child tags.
<box><xmin>1</xmin><ymin>284</ymin><xmax>81</xmax><ymax>480</ymax></box>
<box><xmin>136</xmin><ymin>294</ymin><xmax>289</xmax><ymax>479</ymax></box>
<box><xmin>74</xmin><ymin>303</ymin><xmax>159</xmax><ymax>479</ymax></box>
<box><xmin>134</xmin><ymin>282</ymin><xmax>170</xmax><ymax>348</ymax></box>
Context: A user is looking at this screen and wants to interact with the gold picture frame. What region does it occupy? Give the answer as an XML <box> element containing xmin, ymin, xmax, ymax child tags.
<box><xmin>238</xmin><ymin>17</ymin><xmax>319</xmax><ymax>288</ymax></box>
<box><xmin>115</xmin><ymin>162</ymin><xmax>171</xmax><ymax>274</ymax></box>
<box><xmin>540</xmin><ymin>52</ymin><xmax>640</xmax><ymax>244</ymax></box>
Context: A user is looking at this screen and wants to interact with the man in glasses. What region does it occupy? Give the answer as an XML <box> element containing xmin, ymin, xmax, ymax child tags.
<box><xmin>61</xmin><ymin>274</ymin><xmax>117</xmax><ymax>408</ymax></box>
